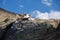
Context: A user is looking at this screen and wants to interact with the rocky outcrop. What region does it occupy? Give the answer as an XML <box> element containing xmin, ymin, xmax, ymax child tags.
<box><xmin>1</xmin><ymin>19</ymin><xmax>60</xmax><ymax>40</ymax></box>
<box><xmin>0</xmin><ymin>8</ymin><xmax>23</xmax><ymax>29</ymax></box>
<box><xmin>0</xmin><ymin>8</ymin><xmax>20</xmax><ymax>40</ymax></box>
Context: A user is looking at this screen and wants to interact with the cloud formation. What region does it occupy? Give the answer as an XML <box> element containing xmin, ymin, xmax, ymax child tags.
<box><xmin>42</xmin><ymin>0</ymin><xmax>52</xmax><ymax>6</ymax></box>
<box><xmin>32</xmin><ymin>10</ymin><xmax>60</xmax><ymax>19</ymax></box>
<box><xmin>19</xmin><ymin>5</ymin><xmax>24</xmax><ymax>7</ymax></box>
<box><xmin>49</xmin><ymin>11</ymin><xmax>60</xmax><ymax>19</ymax></box>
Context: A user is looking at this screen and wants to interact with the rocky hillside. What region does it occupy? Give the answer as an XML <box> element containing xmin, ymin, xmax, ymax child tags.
<box><xmin>0</xmin><ymin>8</ymin><xmax>23</xmax><ymax>29</ymax></box>
<box><xmin>0</xmin><ymin>8</ymin><xmax>60</xmax><ymax>40</ymax></box>
<box><xmin>1</xmin><ymin>19</ymin><xmax>60</xmax><ymax>40</ymax></box>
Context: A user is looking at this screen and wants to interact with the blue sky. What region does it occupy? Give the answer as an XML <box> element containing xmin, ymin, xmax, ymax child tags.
<box><xmin>0</xmin><ymin>0</ymin><xmax>60</xmax><ymax>19</ymax></box>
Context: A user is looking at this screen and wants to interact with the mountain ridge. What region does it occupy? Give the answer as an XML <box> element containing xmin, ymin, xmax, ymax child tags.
<box><xmin>0</xmin><ymin>8</ymin><xmax>60</xmax><ymax>40</ymax></box>
<box><xmin>0</xmin><ymin>8</ymin><xmax>60</xmax><ymax>29</ymax></box>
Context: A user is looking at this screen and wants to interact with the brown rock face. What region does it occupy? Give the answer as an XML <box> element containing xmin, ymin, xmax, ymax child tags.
<box><xmin>0</xmin><ymin>8</ymin><xmax>22</xmax><ymax>40</ymax></box>
<box><xmin>0</xmin><ymin>8</ymin><xmax>22</xmax><ymax>29</ymax></box>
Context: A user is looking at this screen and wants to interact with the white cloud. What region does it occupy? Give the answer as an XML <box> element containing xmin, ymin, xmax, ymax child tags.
<box><xmin>32</xmin><ymin>10</ymin><xmax>49</xmax><ymax>19</ymax></box>
<box><xmin>42</xmin><ymin>0</ymin><xmax>52</xmax><ymax>6</ymax></box>
<box><xmin>32</xmin><ymin>10</ymin><xmax>60</xmax><ymax>19</ymax></box>
<box><xmin>19</xmin><ymin>5</ymin><xmax>24</xmax><ymax>7</ymax></box>
<box><xmin>49</xmin><ymin>11</ymin><xmax>60</xmax><ymax>19</ymax></box>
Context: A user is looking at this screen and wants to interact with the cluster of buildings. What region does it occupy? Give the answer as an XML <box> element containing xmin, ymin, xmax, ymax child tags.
<box><xmin>16</xmin><ymin>14</ymin><xmax>35</xmax><ymax>21</ymax></box>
